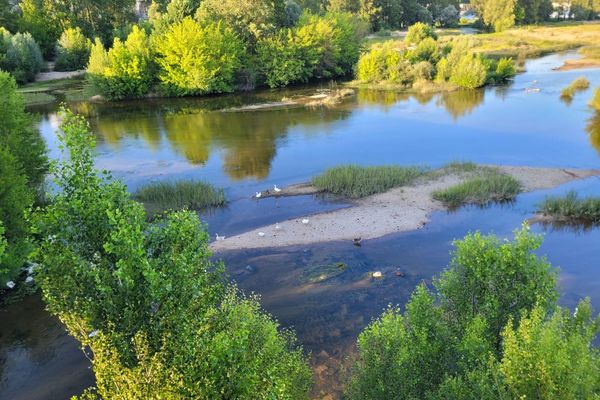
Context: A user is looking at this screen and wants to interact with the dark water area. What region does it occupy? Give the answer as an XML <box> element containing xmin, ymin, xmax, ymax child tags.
<box><xmin>2</xmin><ymin>51</ymin><xmax>600</xmax><ymax>399</ymax></box>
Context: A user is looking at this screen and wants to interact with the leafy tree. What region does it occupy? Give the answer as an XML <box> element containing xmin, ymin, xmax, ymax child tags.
<box><xmin>154</xmin><ymin>18</ymin><xmax>245</xmax><ymax>95</ymax></box>
<box><xmin>0</xmin><ymin>0</ymin><xmax>17</xmax><ymax>31</ymax></box>
<box><xmin>149</xmin><ymin>0</ymin><xmax>201</xmax><ymax>33</ymax></box>
<box><xmin>0</xmin><ymin>72</ymin><xmax>47</xmax><ymax>281</ymax></box>
<box><xmin>35</xmin><ymin>108</ymin><xmax>312</xmax><ymax>399</ymax></box>
<box><xmin>284</xmin><ymin>0</ymin><xmax>303</xmax><ymax>26</ymax></box>
<box><xmin>471</xmin><ymin>0</ymin><xmax>517</xmax><ymax>31</ymax></box>
<box><xmin>448</xmin><ymin>53</ymin><xmax>488</xmax><ymax>89</ymax></box>
<box><xmin>18</xmin><ymin>0</ymin><xmax>61</xmax><ymax>58</ymax></box>
<box><xmin>1</xmin><ymin>31</ymin><xmax>44</xmax><ymax>83</ymax></box>
<box><xmin>405</xmin><ymin>22</ymin><xmax>437</xmax><ymax>44</ymax></box>
<box><xmin>328</xmin><ymin>0</ymin><xmax>360</xmax><ymax>12</ymax></box>
<box><xmin>87</xmin><ymin>25</ymin><xmax>155</xmax><ymax>99</ymax></box>
<box><xmin>516</xmin><ymin>0</ymin><xmax>552</xmax><ymax>23</ymax></box>
<box><xmin>438</xmin><ymin>4</ymin><xmax>459</xmax><ymax>27</ymax></box>
<box><xmin>256</xmin><ymin>29</ymin><xmax>308</xmax><ymax>87</ymax></box>
<box><xmin>54</xmin><ymin>27</ymin><xmax>92</xmax><ymax>71</ymax></box>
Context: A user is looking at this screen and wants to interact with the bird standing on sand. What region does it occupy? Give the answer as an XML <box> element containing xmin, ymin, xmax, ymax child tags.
<box><xmin>255</xmin><ymin>192</ymin><xmax>262</xmax><ymax>198</ymax></box>
<box><xmin>215</xmin><ymin>233</ymin><xmax>225</xmax><ymax>241</ymax></box>
<box><xmin>258</xmin><ymin>232</ymin><xmax>266</xmax><ymax>237</ymax></box>
<box><xmin>274</xmin><ymin>185</ymin><xmax>282</xmax><ymax>193</ymax></box>
<box><xmin>275</xmin><ymin>222</ymin><xmax>281</xmax><ymax>230</ymax></box>
<box><xmin>301</xmin><ymin>218</ymin><xmax>309</xmax><ymax>224</ymax></box>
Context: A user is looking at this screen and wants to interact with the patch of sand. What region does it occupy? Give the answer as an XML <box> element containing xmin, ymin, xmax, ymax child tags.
<box><xmin>554</xmin><ymin>59</ymin><xmax>600</xmax><ymax>71</ymax></box>
<box><xmin>35</xmin><ymin>70</ymin><xmax>85</xmax><ymax>82</ymax></box>
<box><xmin>211</xmin><ymin>166</ymin><xmax>600</xmax><ymax>251</ymax></box>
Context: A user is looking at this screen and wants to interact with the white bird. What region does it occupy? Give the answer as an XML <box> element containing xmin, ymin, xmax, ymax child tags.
<box><xmin>273</xmin><ymin>185</ymin><xmax>282</xmax><ymax>193</ymax></box>
<box><xmin>258</xmin><ymin>232</ymin><xmax>266</xmax><ymax>237</ymax></box>
<box><xmin>88</xmin><ymin>330</ymin><xmax>99</xmax><ymax>338</ymax></box>
<box><xmin>255</xmin><ymin>192</ymin><xmax>262</xmax><ymax>198</ymax></box>
<box><xmin>6</xmin><ymin>281</ymin><xmax>15</xmax><ymax>289</ymax></box>
<box><xmin>301</xmin><ymin>218</ymin><xmax>310</xmax><ymax>224</ymax></box>
<box><xmin>215</xmin><ymin>233</ymin><xmax>226</xmax><ymax>241</ymax></box>
<box><xmin>275</xmin><ymin>222</ymin><xmax>281</xmax><ymax>230</ymax></box>
<box><xmin>372</xmin><ymin>271</ymin><xmax>383</xmax><ymax>278</ymax></box>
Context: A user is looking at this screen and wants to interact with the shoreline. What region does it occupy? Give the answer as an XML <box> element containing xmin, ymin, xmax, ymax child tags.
<box><xmin>211</xmin><ymin>166</ymin><xmax>600</xmax><ymax>251</ymax></box>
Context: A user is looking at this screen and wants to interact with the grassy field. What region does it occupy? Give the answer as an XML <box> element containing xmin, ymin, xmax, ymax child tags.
<box><xmin>311</xmin><ymin>165</ymin><xmax>429</xmax><ymax>198</ymax></box>
<box><xmin>134</xmin><ymin>180</ymin><xmax>226</xmax><ymax>216</ymax></box>
<box><xmin>539</xmin><ymin>191</ymin><xmax>600</xmax><ymax>224</ymax></box>
<box><xmin>432</xmin><ymin>166</ymin><xmax>522</xmax><ymax>208</ymax></box>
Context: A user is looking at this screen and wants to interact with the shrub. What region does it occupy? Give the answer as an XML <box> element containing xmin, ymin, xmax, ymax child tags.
<box><xmin>295</xmin><ymin>14</ymin><xmax>342</xmax><ymax>79</ymax></box>
<box><xmin>560</xmin><ymin>77</ymin><xmax>590</xmax><ymax>100</ymax></box>
<box><xmin>406</xmin><ymin>37</ymin><xmax>440</xmax><ymax>64</ymax></box>
<box><xmin>36</xmin><ymin>108</ymin><xmax>312</xmax><ymax>399</ymax></box>
<box><xmin>1</xmin><ymin>31</ymin><xmax>43</xmax><ymax>83</ymax></box>
<box><xmin>133</xmin><ymin>179</ymin><xmax>226</xmax><ymax>215</ymax></box>
<box><xmin>439</xmin><ymin>5</ymin><xmax>459</xmax><ymax>27</ymax></box>
<box><xmin>449</xmin><ymin>53</ymin><xmax>487</xmax><ymax>89</ymax></box>
<box><xmin>284</xmin><ymin>0</ymin><xmax>302</xmax><ymax>27</ymax></box>
<box><xmin>494</xmin><ymin>57</ymin><xmax>516</xmax><ymax>80</ymax></box>
<box><xmin>17</xmin><ymin>0</ymin><xmax>61</xmax><ymax>58</ymax></box>
<box><xmin>356</xmin><ymin>42</ymin><xmax>413</xmax><ymax>84</ymax></box>
<box><xmin>154</xmin><ymin>18</ymin><xmax>245</xmax><ymax>95</ymax></box>
<box><xmin>539</xmin><ymin>191</ymin><xmax>600</xmax><ymax>224</ymax></box>
<box><xmin>432</xmin><ymin>167</ymin><xmax>521</xmax><ymax>208</ymax></box>
<box><xmin>86</xmin><ymin>25</ymin><xmax>154</xmax><ymax>100</ymax></box>
<box><xmin>411</xmin><ymin>60</ymin><xmax>434</xmax><ymax>80</ymax></box>
<box><xmin>311</xmin><ymin>164</ymin><xmax>428</xmax><ymax>198</ymax></box>
<box><xmin>54</xmin><ymin>27</ymin><xmax>92</xmax><ymax>71</ymax></box>
<box><xmin>405</xmin><ymin>22</ymin><xmax>437</xmax><ymax>45</ymax></box>
<box><xmin>257</xmin><ymin>29</ymin><xmax>308</xmax><ymax>87</ymax></box>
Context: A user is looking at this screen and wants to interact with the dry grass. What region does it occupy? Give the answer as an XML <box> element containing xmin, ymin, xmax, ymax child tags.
<box><xmin>561</xmin><ymin>77</ymin><xmax>590</xmax><ymax>100</ymax></box>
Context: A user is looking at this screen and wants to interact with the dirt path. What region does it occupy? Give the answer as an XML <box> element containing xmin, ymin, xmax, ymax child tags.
<box><xmin>210</xmin><ymin>166</ymin><xmax>600</xmax><ymax>251</ymax></box>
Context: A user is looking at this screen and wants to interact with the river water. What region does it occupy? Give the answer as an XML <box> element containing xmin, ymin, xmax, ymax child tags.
<box><xmin>2</xmin><ymin>51</ymin><xmax>600</xmax><ymax>399</ymax></box>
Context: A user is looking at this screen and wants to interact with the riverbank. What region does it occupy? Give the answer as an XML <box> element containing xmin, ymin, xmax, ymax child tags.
<box><xmin>211</xmin><ymin>166</ymin><xmax>600</xmax><ymax>251</ymax></box>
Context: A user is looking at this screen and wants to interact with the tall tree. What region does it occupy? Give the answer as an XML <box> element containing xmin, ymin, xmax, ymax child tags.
<box><xmin>472</xmin><ymin>0</ymin><xmax>517</xmax><ymax>31</ymax></box>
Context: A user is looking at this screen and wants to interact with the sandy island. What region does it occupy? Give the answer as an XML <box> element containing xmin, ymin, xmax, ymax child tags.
<box><xmin>210</xmin><ymin>166</ymin><xmax>600</xmax><ymax>251</ymax></box>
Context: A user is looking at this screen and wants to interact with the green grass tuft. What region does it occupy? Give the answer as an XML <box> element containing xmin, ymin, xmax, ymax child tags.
<box><xmin>311</xmin><ymin>165</ymin><xmax>429</xmax><ymax>198</ymax></box>
<box><xmin>560</xmin><ymin>77</ymin><xmax>590</xmax><ymax>100</ymax></box>
<box><xmin>590</xmin><ymin>88</ymin><xmax>600</xmax><ymax>112</ymax></box>
<box><xmin>433</xmin><ymin>167</ymin><xmax>521</xmax><ymax>208</ymax></box>
<box><xmin>539</xmin><ymin>191</ymin><xmax>600</xmax><ymax>224</ymax></box>
<box><xmin>134</xmin><ymin>180</ymin><xmax>226</xmax><ymax>215</ymax></box>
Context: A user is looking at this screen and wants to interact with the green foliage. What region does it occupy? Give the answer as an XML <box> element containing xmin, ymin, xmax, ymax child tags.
<box><xmin>438</xmin><ymin>5</ymin><xmax>459</xmax><ymax>27</ymax></box>
<box><xmin>405</xmin><ymin>22</ymin><xmax>437</xmax><ymax>44</ymax></box>
<box><xmin>471</xmin><ymin>0</ymin><xmax>517</xmax><ymax>32</ymax></box>
<box><xmin>561</xmin><ymin>77</ymin><xmax>590</xmax><ymax>100</ymax></box>
<box><xmin>493</xmin><ymin>57</ymin><xmax>516</xmax><ymax>81</ymax></box>
<box><xmin>36</xmin><ymin>108</ymin><xmax>311</xmax><ymax>399</ymax></box>
<box><xmin>87</xmin><ymin>26</ymin><xmax>154</xmax><ymax>100</ymax></box>
<box><xmin>356</xmin><ymin>42</ymin><xmax>412</xmax><ymax>85</ymax></box>
<box><xmin>18</xmin><ymin>0</ymin><xmax>61</xmax><ymax>58</ymax></box>
<box><xmin>154</xmin><ymin>18</ymin><xmax>245</xmax><ymax>95</ymax></box>
<box><xmin>256</xmin><ymin>29</ymin><xmax>308</xmax><ymax>87</ymax></box>
<box><xmin>590</xmin><ymin>88</ymin><xmax>600</xmax><ymax>112</ymax></box>
<box><xmin>54</xmin><ymin>28</ymin><xmax>92</xmax><ymax>71</ymax></box>
<box><xmin>449</xmin><ymin>53</ymin><xmax>488</xmax><ymax>89</ymax></box>
<box><xmin>311</xmin><ymin>164</ymin><xmax>428</xmax><ymax>198</ymax></box>
<box><xmin>347</xmin><ymin>225</ymin><xmax>587</xmax><ymax>400</ymax></box>
<box><xmin>0</xmin><ymin>30</ymin><xmax>43</xmax><ymax>84</ymax></box>
<box><xmin>539</xmin><ymin>191</ymin><xmax>600</xmax><ymax>225</ymax></box>
<box><xmin>0</xmin><ymin>72</ymin><xmax>47</xmax><ymax>281</ymax></box>
<box><xmin>284</xmin><ymin>0</ymin><xmax>302</xmax><ymax>26</ymax></box>
<box><xmin>501</xmin><ymin>300</ymin><xmax>600</xmax><ymax>399</ymax></box>
<box><xmin>406</xmin><ymin>37</ymin><xmax>441</xmax><ymax>64</ymax></box>
<box><xmin>432</xmin><ymin>167</ymin><xmax>521</xmax><ymax>207</ymax></box>
<box><xmin>133</xmin><ymin>179</ymin><xmax>226</xmax><ymax>215</ymax></box>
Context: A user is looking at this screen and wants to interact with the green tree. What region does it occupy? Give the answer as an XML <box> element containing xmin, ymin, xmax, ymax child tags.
<box><xmin>35</xmin><ymin>108</ymin><xmax>312</xmax><ymax>399</ymax></box>
<box><xmin>54</xmin><ymin>27</ymin><xmax>92</xmax><ymax>71</ymax></box>
<box><xmin>154</xmin><ymin>18</ymin><xmax>245</xmax><ymax>95</ymax></box>
<box><xmin>449</xmin><ymin>53</ymin><xmax>488</xmax><ymax>89</ymax></box>
<box><xmin>472</xmin><ymin>0</ymin><xmax>517</xmax><ymax>31</ymax></box>
<box><xmin>18</xmin><ymin>0</ymin><xmax>61</xmax><ymax>58</ymax></box>
<box><xmin>405</xmin><ymin>22</ymin><xmax>438</xmax><ymax>44</ymax></box>
<box><xmin>1</xmin><ymin>31</ymin><xmax>44</xmax><ymax>83</ymax></box>
<box><xmin>256</xmin><ymin>29</ymin><xmax>308</xmax><ymax>87</ymax></box>
<box><xmin>516</xmin><ymin>0</ymin><xmax>552</xmax><ymax>23</ymax></box>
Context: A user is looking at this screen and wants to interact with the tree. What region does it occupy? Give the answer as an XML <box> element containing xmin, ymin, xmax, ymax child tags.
<box><xmin>328</xmin><ymin>0</ymin><xmax>360</xmax><ymax>12</ymax></box>
<box><xmin>54</xmin><ymin>27</ymin><xmax>92</xmax><ymax>71</ymax></box>
<box><xmin>18</xmin><ymin>0</ymin><xmax>61</xmax><ymax>58</ymax></box>
<box><xmin>517</xmin><ymin>0</ymin><xmax>552</xmax><ymax>23</ymax></box>
<box><xmin>1</xmin><ymin>31</ymin><xmax>44</xmax><ymax>83</ymax></box>
<box><xmin>471</xmin><ymin>0</ymin><xmax>517</xmax><ymax>32</ymax></box>
<box><xmin>154</xmin><ymin>18</ymin><xmax>246</xmax><ymax>95</ymax></box>
<box><xmin>438</xmin><ymin>4</ymin><xmax>459</xmax><ymax>27</ymax></box>
<box><xmin>35</xmin><ymin>108</ymin><xmax>312</xmax><ymax>399</ymax></box>
<box><xmin>405</xmin><ymin>22</ymin><xmax>437</xmax><ymax>44</ymax></box>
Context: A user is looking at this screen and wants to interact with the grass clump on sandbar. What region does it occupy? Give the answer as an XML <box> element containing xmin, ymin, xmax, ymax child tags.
<box><xmin>134</xmin><ymin>180</ymin><xmax>225</xmax><ymax>215</ymax></box>
<box><xmin>590</xmin><ymin>88</ymin><xmax>600</xmax><ymax>112</ymax></box>
<box><xmin>539</xmin><ymin>191</ymin><xmax>600</xmax><ymax>224</ymax></box>
<box><xmin>433</xmin><ymin>166</ymin><xmax>521</xmax><ymax>208</ymax></box>
<box><xmin>311</xmin><ymin>165</ymin><xmax>429</xmax><ymax>199</ymax></box>
<box><xmin>560</xmin><ymin>77</ymin><xmax>590</xmax><ymax>101</ymax></box>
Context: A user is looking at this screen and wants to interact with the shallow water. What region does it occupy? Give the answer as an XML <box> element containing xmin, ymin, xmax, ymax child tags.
<box><xmin>2</xmin><ymin>51</ymin><xmax>600</xmax><ymax>399</ymax></box>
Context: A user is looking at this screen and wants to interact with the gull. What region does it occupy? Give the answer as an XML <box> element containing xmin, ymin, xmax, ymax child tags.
<box><xmin>301</xmin><ymin>218</ymin><xmax>309</xmax><ymax>224</ymax></box>
<box><xmin>255</xmin><ymin>192</ymin><xmax>262</xmax><ymax>198</ymax></box>
<box><xmin>258</xmin><ymin>232</ymin><xmax>266</xmax><ymax>237</ymax></box>
<box><xmin>6</xmin><ymin>281</ymin><xmax>15</xmax><ymax>289</ymax></box>
<box><xmin>372</xmin><ymin>271</ymin><xmax>383</xmax><ymax>278</ymax></box>
<box><xmin>215</xmin><ymin>233</ymin><xmax>225</xmax><ymax>241</ymax></box>
<box><xmin>273</xmin><ymin>185</ymin><xmax>282</xmax><ymax>193</ymax></box>
<box><xmin>275</xmin><ymin>222</ymin><xmax>281</xmax><ymax>230</ymax></box>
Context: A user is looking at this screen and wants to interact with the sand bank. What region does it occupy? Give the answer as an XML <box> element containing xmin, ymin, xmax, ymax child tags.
<box><xmin>211</xmin><ymin>166</ymin><xmax>600</xmax><ymax>251</ymax></box>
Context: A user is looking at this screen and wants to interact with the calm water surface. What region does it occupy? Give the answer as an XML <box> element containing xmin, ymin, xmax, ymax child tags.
<box><xmin>2</xmin><ymin>51</ymin><xmax>600</xmax><ymax>399</ymax></box>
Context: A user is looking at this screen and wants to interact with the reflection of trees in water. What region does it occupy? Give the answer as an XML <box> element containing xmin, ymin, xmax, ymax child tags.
<box><xmin>436</xmin><ymin>89</ymin><xmax>485</xmax><ymax>120</ymax></box>
<box><xmin>84</xmin><ymin>104</ymin><xmax>348</xmax><ymax>180</ymax></box>
<box><xmin>586</xmin><ymin>112</ymin><xmax>600</xmax><ymax>154</ymax></box>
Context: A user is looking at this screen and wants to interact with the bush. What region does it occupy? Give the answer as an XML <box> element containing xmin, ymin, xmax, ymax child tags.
<box><xmin>449</xmin><ymin>53</ymin><xmax>487</xmax><ymax>89</ymax></box>
<box><xmin>439</xmin><ymin>5</ymin><xmax>459</xmax><ymax>27</ymax></box>
<box><xmin>257</xmin><ymin>29</ymin><xmax>308</xmax><ymax>87</ymax></box>
<box><xmin>539</xmin><ymin>191</ymin><xmax>600</xmax><ymax>224</ymax></box>
<box><xmin>356</xmin><ymin>42</ymin><xmax>412</xmax><ymax>85</ymax></box>
<box><xmin>0</xmin><ymin>31</ymin><xmax>43</xmax><ymax>83</ymax></box>
<box><xmin>589</xmin><ymin>88</ymin><xmax>600</xmax><ymax>111</ymax></box>
<box><xmin>133</xmin><ymin>179</ymin><xmax>226</xmax><ymax>215</ymax></box>
<box><xmin>493</xmin><ymin>57</ymin><xmax>516</xmax><ymax>81</ymax></box>
<box><xmin>36</xmin><ymin>108</ymin><xmax>312</xmax><ymax>399</ymax></box>
<box><xmin>311</xmin><ymin>164</ymin><xmax>428</xmax><ymax>198</ymax></box>
<box><xmin>406</xmin><ymin>37</ymin><xmax>440</xmax><ymax>64</ymax></box>
<box><xmin>560</xmin><ymin>76</ymin><xmax>590</xmax><ymax>100</ymax></box>
<box><xmin>154</xmin><ymin>18</ymin><xmax>245</xmax><ymax>95</ymax></box>
<box><xmin>54</xmin><ymin>27</ymin><xmax>92</xmax><ymax>71</ymax></box>
<box><xmin>411</xmin><ymin>60</ymin><xmax>434</xmax><ymax>80</ymax></box>
<box><xmin>405</xmin><ymin>22</ymin><xmax>437</xmax><ymax>45</ymax></box>
<box><xmin>87</xmin><ymin>25</ymin><xmax>154</xmax><ymax>100</ymax></box>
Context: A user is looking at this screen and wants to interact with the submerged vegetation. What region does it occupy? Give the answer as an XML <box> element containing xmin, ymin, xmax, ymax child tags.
<box><xmin>347</xmin><ymin>225</ymin><xmax>600</xmax><ymax>399</ymax></box>
<box><xmin>539</xmin><ymin>191</ymin><xmax>600</xmax><ymax>225</ymax></box>
<box><xmin>433</xmin><ymin>166</ymin><xmax>522</xmax><ymax>208</ymax></box>
<box><xmin>561</xmin><ymin>76</ymin><xmax>590</xmax><ymax>101</ymax></box>
<box><xmin>133</xmin><ymin>180</ymin><xmax>226</xmax><ymax>215</ymax></box>
<box><xmin>311</xmin><ymin>165</ymin><xmax>429</xmax><ymax>198</ymax></box>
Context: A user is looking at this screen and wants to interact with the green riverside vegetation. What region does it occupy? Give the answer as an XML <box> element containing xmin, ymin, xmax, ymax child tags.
<box><xmin>347</xmin><ymin>224</ymin><xmax>600</xmax><ymax>399</ymax></box>
<box><xmin>539</xmin><ymin>191</ymin><xmax>600</xmax><ymax>225</ymax></box>
<box><xmin>311</xmin><ymin>165</ymin><xmax>429</xmax><ymax>198</ymax></box>
<box><xmin>35</xmin><ymin>108</ymin><xmax>312</xmax><ymax>399</ymax></box>
<box><xmin>591</xmin><ymin>88</ymin><xmax>600</xmax><ymax>112</ymax></box>
<box><xmin>133</xmin><ymin>180</ymin><xmax>226</xmax><ymax>215</ymax></box>
<box><xmin>433</xmin><ymin>167</ymin><xmax>522</xmax><ymax>208</ymax></box>
<box><xmin>561</xmin><ymin>76</ymin><xmax>590</xmax><ymax>101</ymax></box>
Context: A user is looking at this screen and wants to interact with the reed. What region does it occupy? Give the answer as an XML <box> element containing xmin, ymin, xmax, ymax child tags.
<box><xmin>539</xmin><ymin>191</ymin><xmax>600</xmax><ymax>224</ymax></box>
<box><xmin>134</xmin><ymin>180</ymin><xmax>225</xmax><ymax>215</ymax></box>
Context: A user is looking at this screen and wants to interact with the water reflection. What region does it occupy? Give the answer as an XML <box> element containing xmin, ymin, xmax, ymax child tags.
<box><xmin>436</xmin><ymin>89</ymin><xmax>485</xmax><ymax>120</ymax></box>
